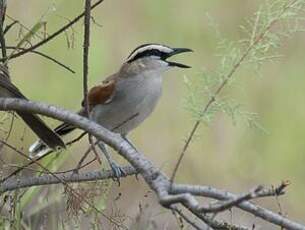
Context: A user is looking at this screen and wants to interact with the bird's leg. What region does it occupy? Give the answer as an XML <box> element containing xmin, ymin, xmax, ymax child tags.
<box><xmin>97</xmin><ymin>141</ymin><xmax>126</xmax><ymax>184</ymax></box>
<box><xmin>121</xmin><ymin>134</ymin><xmax>140</xmax><ymax>180</ymax></box>
<box><xmin>121</xmin><ymin>134</ymin><xmax>138</xmax><ymax>152</ymax></box>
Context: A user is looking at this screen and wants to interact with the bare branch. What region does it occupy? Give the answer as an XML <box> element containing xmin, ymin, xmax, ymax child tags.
<box><xmin>172</xmin><ymin>184</ymin><xmax>305</xmax><ymax>230</ymax></box>
<box><xmin>0</xmin><ymin>166</ymin><xmax>136</xmax><ymax>193</ymax></box>
<box><xmin>0</xmin><ymin>0</ymin><xmax>105</xmax><ymax>62</ymax></box>
<box><xmin>80</xmin><ymin>0</ymin><xmax>101</xmax><ymax>166</ymax></box>
<box><xmin>170</xmin><ymin>0</ymin><xmax>302</xmax><ymax>185</ymax></box>
<box><xmin>0</xmin><ymin>0</ymin><xmax>7</xmax><ymax>63</ymax></box>
<box><xmin>171</xmin><ymin>205</ymin><xmax>250</xmax><ymax>230</ymax></box>
<box><xmin>193</xmin><ymin>183</ymin><xmax>288</xmax><ymax>213</ymax></box>
<box><xmin>3</xmin><ymin>46</ymin><xmax>75</xmax><ymax>73</ymax></box>
<box><xmin>171</xmin><ymin>206</ymin><xmax>207</xmax><ymax>230</ymax></box>
<box><xmin>0</xmin><ymin>138</ymin><xmax>127</xmax><ymax>229</ymax></box>
<box><xmin>83</xmin><ymin>0</ymin><xmax>91</xmax><ymax>116</ymax></box>
<box><xmin>3</xmin><ymin>20</ymin><xmax>17</xmax><ymax>35</ymax></box>
<box><xmin>0</xmin><ymin>98</ymin><xmax>304</xmax><ymax>229</ymax></box>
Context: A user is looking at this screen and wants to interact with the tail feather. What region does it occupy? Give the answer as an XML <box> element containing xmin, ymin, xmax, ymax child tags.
<box><xmin>28</xmin><ymin>121</ymin><xmax>77</xmax><ymax>158</ymax></box>
<box><xmin>54</xmin><ymin>122</ymin><xmax>77</xmax><ymax>136</ymax></box>
<box><xmin>18</xmin><ymin>112</ymin><xmax>65</xmax><ymax>150</ymax></box>
<box><xmin>28</xmin><ymin>140</ymin><xmax>52</xmax><ymax>158</ymax></box>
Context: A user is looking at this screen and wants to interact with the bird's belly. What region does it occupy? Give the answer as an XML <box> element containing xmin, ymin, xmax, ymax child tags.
<box><xmin>90</xmin><ymin>76</ymin><xmax>162</xmax><ymax>134</ymax></box>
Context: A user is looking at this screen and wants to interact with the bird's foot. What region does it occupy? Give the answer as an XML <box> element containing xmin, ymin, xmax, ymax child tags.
<box><xmin>109</xmin><ymin>162</ymin><xmax>126</xmax><ymax>185</ymax></box>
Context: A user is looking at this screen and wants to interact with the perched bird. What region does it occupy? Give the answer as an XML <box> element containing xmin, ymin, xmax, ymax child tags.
<box><xmin>0</xmin><ymin>68</ymin><xmax>65</xmax><ymax>150</ymax></box>
<box><xmin>29</xmin><ymin>43</ymin><xmax>192</xmax><ymax>176</ymax></box>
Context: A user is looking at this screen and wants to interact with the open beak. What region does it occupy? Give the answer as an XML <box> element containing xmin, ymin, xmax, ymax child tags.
<box><xmin>165</xmin><ymin>48</ymin><xmax>193</xmax><ymax>68</ymax></box>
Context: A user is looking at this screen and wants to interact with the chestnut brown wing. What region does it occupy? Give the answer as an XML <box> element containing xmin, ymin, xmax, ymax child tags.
<box><xmin>82</xmin><ymin>75</ymin><xmax>117</xmax><ymax>110</ymax></box>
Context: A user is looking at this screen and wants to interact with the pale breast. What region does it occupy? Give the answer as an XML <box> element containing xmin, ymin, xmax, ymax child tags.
<box><xmin>90</xmin><ymin>73</ymin><xmax>162</xmax><ymax>135</ymax></box>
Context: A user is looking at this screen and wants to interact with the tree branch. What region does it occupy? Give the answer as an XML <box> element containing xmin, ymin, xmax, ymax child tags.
<box><xmin>172</xmin><ymin>184</ymin><xmax>305</xmax><ymax>230</ymax></box>
<box><xmin>80</xmin><ymin>0</ymin><xmax>101</xmax><ymax>166</ymax></box>
<box><xmin>83</xmin><ymin>0</ymin><xmax>91</xmax><ymax>116</ymax></box>
<box><xmin>0</xmin><ymin>0</ymin><xmax>7</xmax><ymax>64</ymax></box>
<box><xmin>170</xmin><ymin>0</ymin><xmax>301</xmax><ymax>185</ymax></box>
<box><xmin>0</xmin><ymin>0</ymin><xmax>105</xmax><ymax>62</ymax></box>
<box><xmin>0</xmin><ymin>98</ymin><xmax>304</xmax><ymax>229</ymax></box>
<box><xmin>0</xmin><ymin>166</ymin><xmax>136</xmax><ymax>193</ymax></box>
<box><xmin>3</xmin><ymin>46</ymin><xmax>75</xmax><ymax>73</ymax></box>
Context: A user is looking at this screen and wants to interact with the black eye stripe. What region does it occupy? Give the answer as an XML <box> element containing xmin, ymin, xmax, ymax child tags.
<box><xmin>127</xmin><ymin>49</ymin><xmax>168</xmax><ymax>63</ymax></box>
<box><xmin>127</xmin><ymin>43</ymin><xmax>173</xmax><ymax>63</ymax></box>
<box><xmin>128</xmin><ymin>43</ymin><xmax>166</xmax><ymax>59</ymax></box>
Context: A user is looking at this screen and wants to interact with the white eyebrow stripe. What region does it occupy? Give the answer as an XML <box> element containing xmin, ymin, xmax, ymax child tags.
<box><xmin>127</xmin><ymin>44</ymin><xmax>173</xmax><ymax>62</ymax></box>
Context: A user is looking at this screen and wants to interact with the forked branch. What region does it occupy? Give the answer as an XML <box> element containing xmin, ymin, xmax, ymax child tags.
<box><xmin>0</xmin><ymin>98</ymin><xmax>304</xmax><ymax>230</ymax></box>
<box><xmin>170</xmin><ymin>0</ymin><xmax>304</xmax><ymax>185</ymax></box>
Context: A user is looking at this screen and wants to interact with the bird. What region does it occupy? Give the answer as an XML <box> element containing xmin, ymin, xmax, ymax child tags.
<box><xmin>0</xmin><ymin>66</ymin><xmax>65</xmax><ymax>150</ymax></box>
<box><xmin>29</xmin><ymin>43</ymin><xmax>192</xmax><ymax>177</ymax></box>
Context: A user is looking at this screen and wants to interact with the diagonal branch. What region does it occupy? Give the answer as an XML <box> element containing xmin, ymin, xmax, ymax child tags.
<box><xmin>172</xmin><ymin>184</ymin><xmax>305</xmax><ymax>230</ymax></box>
<box><xmin>0</xmin><ymin>138</ymin><xmax>126</xmax><ymax>229</ymax></box>
<box><xmin>0</xmin><ymin>0</ymin><xmax>105</xmax><ymax>62</ymax></box>
<box><xmin>170</xmin><ymin>0</ymin><xmax>301</xmax><ymax>185</ymax></box>
<box><xmin>0</xmin><ymin>98</ymin><xmax>304</xmax><ymax>229</ymax></box>
<box><xmin>3</xmin><ymin>46</ymin><xmax>75</xmax><ymax>73</ymax></box>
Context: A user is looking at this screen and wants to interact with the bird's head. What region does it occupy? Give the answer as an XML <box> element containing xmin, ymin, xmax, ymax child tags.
<box><xmin>123</xmin><ymin>43</ymin><xmax>193</xmax><ymax>75</ymax></box>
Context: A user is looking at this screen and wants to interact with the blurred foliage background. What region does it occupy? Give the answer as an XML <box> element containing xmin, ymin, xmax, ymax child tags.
<box><xmin>1</xmin><ymin>0</ymin><xmax>305</xmax><ymax>229</ymax></box>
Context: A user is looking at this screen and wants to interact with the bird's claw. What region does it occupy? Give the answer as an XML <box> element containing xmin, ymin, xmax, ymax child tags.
<box><xmin>110</xmin><ymin>162</ymin><xmax>126</xmax><ymax>185</ymax></box>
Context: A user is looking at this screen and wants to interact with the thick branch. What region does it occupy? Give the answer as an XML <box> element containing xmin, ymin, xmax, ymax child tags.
<box><xmin>0</xmin><ymin>166</ymin><xmax>136</xmax><ymax>193</ymax></box>
<box><xmin>172</xmin><ymin>184</ymin><xmax>305</xmax><ymax>230</ymax></box>
<box><xmin>0</xmin><ymin>98</ymin><xmax>304</xmax><ymax>230</ymax></box>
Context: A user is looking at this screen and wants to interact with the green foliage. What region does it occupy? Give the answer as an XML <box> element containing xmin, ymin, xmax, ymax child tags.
<box><xmin>1</xmin><ymin>0</ymin><xmax>305</xmax><ymax>228</ymax></box>
<box><xmin>184</xmin><ymin>0</ymin><xmax>305</xmax><ymax>130</ymax></box>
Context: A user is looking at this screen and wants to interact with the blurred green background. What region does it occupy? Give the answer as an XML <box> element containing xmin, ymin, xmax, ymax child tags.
<box><xmin>2</xmin><ymin>0</ymin><xmax>305</xmax><ymax>228</ymax></box>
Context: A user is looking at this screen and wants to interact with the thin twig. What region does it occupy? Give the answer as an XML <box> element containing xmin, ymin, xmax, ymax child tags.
<box><xmin>5</xmin><ymin>15</ymin><xmax>46</xmax><ymax>40</ymax></box>
<box><xmin>0</xmin><ymin>1</ymin><xmax>6</xmax><ymax>25</ymax></box>
<box><xmin>5</xmin><ymin>154</ymin><xmax>97</xmax><ymax>175</ymax></box>
<box><xmin>0</xmin><ymin>0</ymin><xmax>105</xmax><ymax>62</ymax></box>
<box><xmin>0</xmin><ymin>26</ymin><xmax>6</xmax><ymax>64</ymax></box>
<box><xmin>171</xmin><ymin>205</ymin><xmax>204</xmax><ymax>230</ymax></box>
<box><xmin>0</xmin><ymin>0</ymin><xmax>7</xmax><ymax>64</ymax></box>
<box><xmin>3</xmin><ymin>20</ymin><xmax>18</xmax><ymax>35</ymax></box>
<box><xmin>3</xmin><ymin>46</ymin><xmax>75</xmax><ymax>73</ymax></box>
<box><xmin>170</xmin><ymin>0</ymin><xmax>300</xmax><ymax>186</ymax></box>
<box><xmin>196</xmin><ymin>182</ymin><xmax>289</xmax><ymax>213</ymax></box>
<box><xmin>172</xmin><ymin>203</ymin><xmax>249</xmax><ymax>230</ymax></box>
<box><xmin>82</xmin><ymin>0</ymin><xmax>101</xmax><ymax>165</ymax></box>
<box><xmin>0</xmin><ymin>131</ymin><xmax>87</xmax><ymax>183</ymax></box>
<box><xmin>75</xmin><ymin>140</ymin><xmax>97</xmax><ymax>172</ymax></box>
<box><xmin>65</xmin><ymin>131</ymin><xmax>87</xmax><ymax>146</ymax></box>
<box><xmin>83</xmin><ymin>0</ymin><xmax>91</xmax><ymax>117</ymax></box>
<box><xmin>4</xmin><ymin>164</ymin><xmax>49</xmax><ymax>174</ymax></box>
<box><xmin>56</xmin><ymin>157</ymin><xmax>97</xmax><ymax>174</ymax></box>
<box><xmin>0</xmin><ymin>145</ymin><xmax>55</xmax><ymax>183</ymax></box>
<box><xmin>0</xmin><ymin>139</ymin><xmax>127</xmax><ymax>229</ymax></box>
